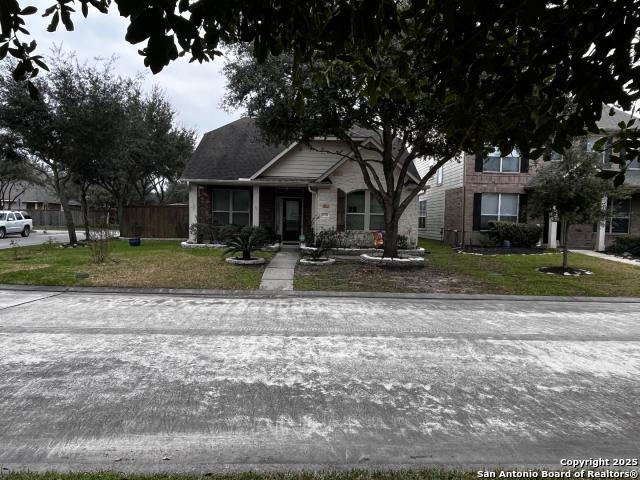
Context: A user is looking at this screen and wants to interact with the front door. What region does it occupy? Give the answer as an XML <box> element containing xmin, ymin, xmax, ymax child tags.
<box><xmin>282</xmin><ymin>199</ymin><xmax>302</xmax><ymax>242</ymax></box>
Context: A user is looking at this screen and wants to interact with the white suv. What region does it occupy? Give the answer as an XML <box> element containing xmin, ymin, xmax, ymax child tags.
<box><xmin>0</xmin><ymin>211</ymin><xmax>33</xmax><ymax>239</ymax></box>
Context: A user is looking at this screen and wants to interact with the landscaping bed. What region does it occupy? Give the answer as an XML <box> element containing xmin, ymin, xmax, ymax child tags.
<box><xmin>294</xmin><ymin>239</ymin><xmax>640</xmax><ymax>296</ymax></box>
<box><xmin>295</xmin><ymin>255</ymin><xmax>487</xmax><ymax>293</ymax></box>
<box><xmin>0</xmin><ymin>239</ymin><xmax>273</xmax><ymax>289</ymax></box>
<box><xmin>457</xmin><ymin>246</ymin><xmax>552</xmax><ymax>256</ymax></box>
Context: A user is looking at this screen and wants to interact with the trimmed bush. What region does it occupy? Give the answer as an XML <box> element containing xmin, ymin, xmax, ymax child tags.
<box><xmin>189</xmin><ymin>223</ymin><xmax>214</xmax><ymax>243</ymax></box>
<box><xmin>487</xmin><ymin>221</ymin><xmax>542</xmax><ymax>248</ymax></box>
<box><xmin>606</xmin><ymin>235</ymin><xmax>640</xmax><ymax>256</ymax></box>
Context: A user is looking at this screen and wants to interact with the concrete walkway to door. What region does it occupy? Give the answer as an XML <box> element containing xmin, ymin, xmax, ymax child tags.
<box><xmin>259</xmin><ymin>245</ymin><xmax>299</xmax><ymax>290</ymax></box>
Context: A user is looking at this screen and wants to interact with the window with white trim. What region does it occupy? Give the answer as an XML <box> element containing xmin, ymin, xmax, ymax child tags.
<box><xmin>483</xmin><ymin>148</ymin><xmax>520</xmax><ymax>172</ymax></box>
<box><xmin>585</xmin><ymin>136</ymin><xmax>612</xmax><ymax>163</ymax></box>
<box><xmin>212</xmin><ymin>189</ymin><xmax>251</xmax><ymax>226</ymax></box>
<box><xmin>346</xmin><ymin>190</ymin><xmax>386</xmax><ymax>231</ymax></box>
<box><xmin>480</xmin><ymin>193</ymin><xmax>519</xmax><ymax>229</ymax></box>
<box><xmin>418</xmin><ymin>199</ymin><xmax>427</xmax><ymax>229</ymax></box>
<box><xmin>436</xmin><ymin>167</ymin><xmax>443</xmax><ymax>185</ymax></box>
<box><xmin>606</xmin><ymin>198</ymin><xmax>631</xmax><ymax>234</ymax></box>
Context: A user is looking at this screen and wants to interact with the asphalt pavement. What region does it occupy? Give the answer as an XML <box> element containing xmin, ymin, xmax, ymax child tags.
<box><xmin>0</xmin><ymin>230</ymin><xmax>86</xmax><ymax>249</ymax></box>
<box><xmin>0</xmin><ymin>289</ymin><xmax>638</xmax><ymax>472</ymax></box>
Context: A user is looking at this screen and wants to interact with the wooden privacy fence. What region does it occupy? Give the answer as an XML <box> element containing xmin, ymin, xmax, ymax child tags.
<box><xmin>121</xmin><ymin>205</ymin><xmax>189</xmax><ymax>238</ymax></box>
<box><xmin>26</xmin><ymin>209</ymin><xmax>106</xmax><ymax>228</ymax></box>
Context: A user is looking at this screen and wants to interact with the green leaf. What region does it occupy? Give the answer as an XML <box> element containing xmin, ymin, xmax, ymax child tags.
<box><xmin>32</xmin><ymin>56</ymin><xmax>49</xmax><ymax>71</ymax></box>
<box><xmin>20</xmin><ymin>6</ymin><xmax>37</xmax><ymax>15</ymax></box>
<box><xmin>82</xmin><ymin>2</ymin><xmax>88</xmax><ymax>18</ymax></box>
<box><xmin>12</xmin><ymin>60</ymin><xmax>28</xmax><ymax>81</ymax></box>
<box><xmin>47</xmin><ymin>11</ymin><xmax>59</xmax><ymax>32</ymax></box>
<box><xmin>125</xmin><ymin>9</ymin><xmax>162</xmax><ymax>44</ymax></box>
<box><xmin>60</xmin><ymin>8</ymin><xmax>74</xmax><ymax>31</ymax></box>
<box><xmin>0</xmin><ymin>42</ymin><xmax>9</xmax><ymax>60</ymax></box>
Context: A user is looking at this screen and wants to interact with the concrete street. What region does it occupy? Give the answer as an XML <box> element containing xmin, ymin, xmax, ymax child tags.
<box><xmin>0</xmin><ymin>230</ymin><xmax>86</xmax><ymax>249</ymax></box>
<box><xmin>0</xmin><ymin>288</ymin><xmax>639</xmax><ymax>472</ymax></box>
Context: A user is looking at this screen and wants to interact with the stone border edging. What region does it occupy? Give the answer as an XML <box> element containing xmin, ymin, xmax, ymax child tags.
<box><xmin>181</xmin><ymin>241</ymin><xmax>281</xmax><ymax>252</ymax></box>
<box><xmin>299</xmin><ymin>257</ymin><xmax>336</xmax><ymax>266</ymax></box>
<box><xmin>360</xmin><ymin>253</ymin><xmax>425</xmax><ymax>267</ymax></box>
<box><xmin>3</xmin><ymin>283</ymin><xmax>638</xmax><ymax>302</ymax></box>
<box><xmin>225</xmin><ymin>257</ymin><xmax>266</xmax><ymax>265</ymax></box>
<box><xmin>300</xmin><ymin>245</ymin><xmax>425</xmax><ymax>256</ymax></box>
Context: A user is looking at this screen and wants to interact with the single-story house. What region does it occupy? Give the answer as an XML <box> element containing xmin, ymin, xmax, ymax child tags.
<box><xmin>181</xmin><ymin>118</ymin><xmax>422</xmax><ymax>245</ymax></box>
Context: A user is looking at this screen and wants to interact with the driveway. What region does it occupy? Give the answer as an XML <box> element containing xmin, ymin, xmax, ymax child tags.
<box><xmin>0</xmin><ymin>289</ymin><xmax>638</xmax><ymax>472</ymax></box>
<box><xmin>0</xmin><ymin>230</ymin><xmax>86</xmax><ymax>249</ymax></box>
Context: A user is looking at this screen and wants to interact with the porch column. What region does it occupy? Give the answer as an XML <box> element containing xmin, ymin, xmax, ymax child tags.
<box><xmin>252</xmin><ymin>185</ymin><xmax>260</xmax><ymax>227</ymax></box>
<box><xmin>188</xmin><ymin>182</ymin><xmax>198</xmax><ymax>242</ymax></box>
<box><xmin>595</xmin><ymin>196</ymin><xmax>607</xmax><ymax>251</ymax></box>
<box><xmin>548</xmin><ymin>220</ymin><xmax>558</xmax><ymax>249</ymax></box>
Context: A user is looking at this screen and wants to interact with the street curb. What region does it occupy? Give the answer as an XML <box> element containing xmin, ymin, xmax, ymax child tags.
<box><xmin>0</xmin><ymin>283</ymin><xmax>639</xmax><ymax>302</ymax></box>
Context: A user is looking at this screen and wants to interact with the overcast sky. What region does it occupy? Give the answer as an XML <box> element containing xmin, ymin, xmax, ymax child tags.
<box><xmin>24</xmin><ymin>2</ymin><xmax>241</xmax><ymax>139</ymax></box>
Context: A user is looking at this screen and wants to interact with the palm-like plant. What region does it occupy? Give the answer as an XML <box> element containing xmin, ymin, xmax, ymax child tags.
<box><xmin>224</xmin><ymin>226</ymin><xmax>269</xmax><ymax>260</ymax></box>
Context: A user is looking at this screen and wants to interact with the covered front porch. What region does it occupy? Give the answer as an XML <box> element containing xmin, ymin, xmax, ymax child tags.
<box><xmin>543</xmin><ymin>192</ymin><xmax>640</xmax><ymax>251</ymax></box>
<box><xmin>188</xmin><ymin>183</ymin><xmax>313</xmax><ymax>244</ymax></box>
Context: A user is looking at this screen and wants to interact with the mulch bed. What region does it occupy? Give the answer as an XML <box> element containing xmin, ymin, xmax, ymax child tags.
<box><xmin>538</xmin><ymin>266</ymin><xmax>593</xmax><ymax>276</ymax></box>
<box><xmin>457</xmin><ymin>246</ymin><xmax>549</xmax><ymax>255</ymax></box>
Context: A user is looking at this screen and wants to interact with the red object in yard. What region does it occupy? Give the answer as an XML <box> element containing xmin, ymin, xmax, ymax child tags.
<box><xmin>373</xmin><ymin>231</ymin><xmax>384</xmax><ymax>248</ymax></box>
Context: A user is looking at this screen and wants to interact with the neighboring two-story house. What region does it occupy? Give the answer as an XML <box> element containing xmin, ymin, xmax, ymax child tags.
<box><xmin>419</xmin><ymin>105</ymin><xmax>640</xmax><ymax>250</ymax></box>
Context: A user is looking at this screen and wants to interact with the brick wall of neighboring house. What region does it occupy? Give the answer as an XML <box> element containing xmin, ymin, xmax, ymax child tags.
<box><xmin>443</xmin><ymin>187</ymin><xmax>464</xmax><ymax>245</ymax></box>
<box><xmin>605</xmin><ymin>193</ymin><xmax>640</xmax><ymax>248</ymax></box>
<box><xmin>463</xmin><ymin>153</ymin><xmax>540</xmax><ymax>245</ymax></box>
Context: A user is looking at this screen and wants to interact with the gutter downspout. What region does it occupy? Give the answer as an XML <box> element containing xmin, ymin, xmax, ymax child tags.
<box><xmin>308</xmin><ymin>186</ymin><xmax>318</xmax><ymax>235</ymax></box>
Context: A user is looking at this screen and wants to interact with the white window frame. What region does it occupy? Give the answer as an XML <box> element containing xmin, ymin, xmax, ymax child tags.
<box><xmin>211</xmin><ymin>189</ymin><xmax>251</xmax><ymax>226</ymax></box>
<box><xmin>418</xmin><ymin>199</ymin><xmax>427</xmax><ymax>229</ymax></box>
<box><xmin>480</xmin><ymin>193</ymin><xmax>520</xmax><ymax>230</ymax></box>
<box><xmin>606</xmin><ymin>198</ymin><xmax>631</xmax><ymax>234</ymax></box>
<box><xmin>483</xmin><ymin>148</ymin><xmax>521</xmax><ymax>173</ymax></box>
<box><xmin>436</xmin><ymin>167</ymin><xmax>443</xmax><ymax>185</ymax></box>
<box><xmin>585</xmin><ymin>136</ymin><xmax>612</xmax><ymax>163</ymax></box>
<box><xmin>346</xmin><ymin>190</ymin><xmax>386</xmax><ymax>231</ymax></box>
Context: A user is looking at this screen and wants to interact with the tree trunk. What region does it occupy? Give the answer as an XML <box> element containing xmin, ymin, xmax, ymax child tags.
<box><xmin>57</xmin><ymin>188</ymin><xmax>78</xmax><ymax>245</ymax></box>
<box><xmin>116</xmin><ymin>196</ymin><xmax>125</xmax><ymax>231</ymax></box>
<box><xmin>382</xmin><ymin>216</ymin><xmax>400</xmax><ymax>258</ymax></box>
<box><xmin>80</xmin><ymin>186</ymin><xmax>91</xmax><ymax>240</ymax></box>
<box><xmin>562</xmin><ymin>221</ymin><xmax>570</xmax><ymax>271</ymax></box>
<box><xmin>242</xmin><ymin>249</ymin><xmax>251</xmax><ymax>260</ymax></box>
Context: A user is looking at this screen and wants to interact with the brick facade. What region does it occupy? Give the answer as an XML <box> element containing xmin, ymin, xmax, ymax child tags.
<box><xmin>463</xmin><ymin>153</ymin><xmax>540</xmax><ymax>244</ymax></box>
<box><xmin>196</xmin><ymin>186</ymin><xmax>213</xmax><ymax>225</ymax></box>
<box><xmin>259</xmin><ymin>187</ymin><xmax>276</xmax><ymax>230</ymax></box>
<box><xmin>443</xmin><ymin>187</ymin><xmax>464</xmax><ymax>245</ymax></box>
<box><xmin>431</xmin><ymin>151</ymin><xmax>640</xmax><ymax>249</ymax></box>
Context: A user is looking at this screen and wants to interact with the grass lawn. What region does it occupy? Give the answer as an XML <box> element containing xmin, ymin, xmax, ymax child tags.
<box><xmin>0</xmin><ymin>240</ymin><xmax>273</xmax><ymax>290</ymax></box>
<box><xmin>0</xmin><ymin>471</ymin><xmax>481</xmax><ymax>480</ymax></box>
<box><xmin>294</xmin><ymin>239</ymin><xmax>640</xmax><ymax>297</ymax></box>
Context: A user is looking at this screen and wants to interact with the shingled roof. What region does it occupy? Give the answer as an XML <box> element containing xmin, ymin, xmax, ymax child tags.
<box><xmin>181</xmin><ymin>117</ymin><xmax>421</xmax><ymax>182</ymax></box>
<box><xmin>597</xmin><ymin>105</ymin><xmax>639</xmax><ymax>131</ymax></box>
<box><xmin>181</xmin><ymin>117</ymin><xmax>287</xmax><ymax>181</ymax></box>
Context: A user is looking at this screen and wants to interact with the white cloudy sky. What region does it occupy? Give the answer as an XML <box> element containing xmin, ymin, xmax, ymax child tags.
<box><xmin>24</xmin><ymin>2</ymin><xmax>241</xmax><ymax>139</ymax></box>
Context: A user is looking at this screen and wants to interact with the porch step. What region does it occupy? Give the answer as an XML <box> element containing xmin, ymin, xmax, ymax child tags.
<box><xmin>259</xmin><ymin>249</ymin><xmax>299</xmax><ymax>291</ymax></box>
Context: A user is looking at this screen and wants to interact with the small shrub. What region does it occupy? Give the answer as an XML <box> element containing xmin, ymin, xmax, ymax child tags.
<box><xmin>224</xmin><ymin>226</ymin><xmax>269</xmax><ymax>260</ymax></box>
<box><xmin>397</xmin><ymin>235</ymin><xmax>409</xmax><ymax>250</ymax></box>
<box><xmin>487</xmin><ymin>221</ymin><xmax>542</xmax><ymax>248</ymax></box>
<box><xmin>88</xmin><ymin>226</ymin><xmax>112</xmax><ymax>264</ymax></box>
<box><xmin>214</xmin><ymin>224</ymin><xmax>242</xmax><ymax>243</ymax></box>
<box><xmin>305</xmin><ymin>229</ymin><xmax>338</xmax><ymax>260</ymax></box>
<box><xmin>189</xmin><ymin>223</ymin><xmax>212</xmax><ymax>243</ymax></box>
<box><xmin>606</xmin><ymin>235</ymin><xmax>640</xmax><ymax>256</ymax></box>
